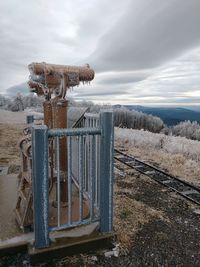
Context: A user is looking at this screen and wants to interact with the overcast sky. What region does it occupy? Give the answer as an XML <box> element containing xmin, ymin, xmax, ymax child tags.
<box><xmin>1</xmin><ymin>0</ymin><xmax>200</xmax><ymax>105</ymax></box>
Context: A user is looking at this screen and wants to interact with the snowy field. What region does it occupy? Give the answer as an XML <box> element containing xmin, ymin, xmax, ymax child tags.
<box><xmin>115</xmin><ymin>127</ymin><xmax>200</xmax><ymax>186</ymax></box>
<box><xmin>0</xmin><ymin>109</ymin><xmax>43</xmax><ymax>124</ymax></box>
<box><xmin>115</xmin><ymin>127</ymin><xmax>200</xmax><ymax>161</ymax></box>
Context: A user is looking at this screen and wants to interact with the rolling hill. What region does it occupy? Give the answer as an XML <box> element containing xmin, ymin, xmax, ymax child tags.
<box><xmin>114</xmin><ymin>105</ymin><xmax>200</xmax><ymax>126</ymax></box>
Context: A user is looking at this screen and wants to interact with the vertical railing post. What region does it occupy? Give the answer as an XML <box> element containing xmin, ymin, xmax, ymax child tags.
<box><xmin>99</xmin><ymin>111</ymin><xmax>114</xmax><ymax>232</ymax></box>
<box><xmin>26</xmin><ymin>115</ymin><xmax>34</xmax><ymax>124</ymax></box>
<box><xmin>32</xmin><ymin>125</ymin><xmax>50</xmax><ymax>248</ymax></box>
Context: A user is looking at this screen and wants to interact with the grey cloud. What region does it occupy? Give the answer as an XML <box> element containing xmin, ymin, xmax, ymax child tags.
<box><xmin>0</xmin><ymin>0</ymin><xmax>107</xmax><ymax>91</ymax></box>
<box><xmin>173</xmin><ymin>98</ymin><xmax>200</xmax><ymax>103</ymax></box>
<box><xmin>73</xmin><ymin>91</ymin><xmax>121</xmax><ymax>98</ymax></box>
<box><xmin>147</xmin><ymin>97</ymin><xmax>200</xmax><ymax>104</ymax></box>
<box><xmin>96</xmin><ymin>70</ymin><xmax>151</xmax><ymax>85</ymax></box>
<box><xmin>89</xmin><ymin>0</ymin><xmax>200</xmax><ymax>72</ymax></box>
<box><xmin>117</xmin><ymin>96</ymin><xmax>200</xmax><ymax>105</ymax></box>
<box><xmin>76</xmin><ymin>0</ymin><xmax>130</xmax><ymax>40</ymax></box>
<box><xmin>1</xmin><ymin>0</ymin><xmax>200</xmax><ymax>106</ymax></box>
<box><xmin>69</xmin><ymin>82</ymin><xmax>131</xmax><ymax>100</ymax></box>
<box><xmin>6</xmin><ymin>82</ymin><xmax>29</xmax><ymax>96</ymax></box>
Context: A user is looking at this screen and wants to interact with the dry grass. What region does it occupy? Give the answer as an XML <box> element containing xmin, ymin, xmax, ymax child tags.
<box><xmin>113</xmin><ymin>173</ymin><xmax>167</xmax><ymax>254</ymax></box>
<box><xmin>116</xmin><ymin>140</ymin><xmax>200</xmax><ymax>187</ymax></box>
<box><xmin>0</xmin><ymin>123</ymin><xmax>25</xmax><ymax>168</ymax></box>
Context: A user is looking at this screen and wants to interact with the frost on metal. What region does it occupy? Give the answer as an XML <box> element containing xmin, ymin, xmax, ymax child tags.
<box><xmin>28</xmin><ymin>62</ymin><xmax>95</xmax><ymax>98</ymax></box>
<box><xmin>31</xmin><ymin>125</ymin><xmax>49</xmax><ymax>248</ymax></box>
<box><xmin>15</xmin><ymin>62</ymin><xmax>114</xmax><ymax>249</ymax></box>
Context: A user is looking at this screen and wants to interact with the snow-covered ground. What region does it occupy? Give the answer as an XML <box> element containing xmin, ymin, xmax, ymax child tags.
<box><xmin>115</xmin><ymin>127</ymin><xmax>200</xmax><ymax>186</ymax></box>
<box><xmin>115</xmin><ymin>127</ymin><xmax>200</xmax><ymax>161</ymax></box>
<box><xmin>0</xmin><ymin>109</ymin><xmax>43</xmax><ymax>124</ymax></box>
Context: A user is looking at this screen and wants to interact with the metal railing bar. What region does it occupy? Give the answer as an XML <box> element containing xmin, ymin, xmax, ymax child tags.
<box><xmin>79</xmin><ymin>136</ymin><xmax>84</xmax><ymax>221</ymax></box>
<box><xmin>71</xmin><ymin>173</ymin><xmax>89</xmax><ymax>200</ymax></box>
<box><xmin>34</xmin><ymin>115</ymin><xmax>44</xmax><ymax>121</ymax></box>
<box><xmin>26</xmin><ymin>114</ymin><xmax>44</xmax><ymax>124</ymax></box>
<box><xmin>49</xmin><ymin>217</ymin><xmax>99</xmax><ymax>232</ymax></box>
<box><xmin>83</xmin><ymin>136</ymin><xmax>86</xmax><ymax>192</ymax></box>
<box><xmin>85</xmin><ymin>136</ymin><xmax>89</xmax><ymax>192</ymax></box>
<box><xmin>48</xmin><ymin>128</ymin><xmax>101</xmax><ymax>137</ymax></box>
<box><xmin>95</xmin><ymin>135</ymin><xmax>99</xmax><ymax>209</ymax></box>
<box><xmin>56</xmin><ymin>136</ymin><xmax>61</xmax><ymax>227</ymax></box>
<box><xmin>97</xmin><ymin>135</ymin><xmax>101</xmax><ymax>209</ymax></box>
<box><xmin>90</xmin><ymin>135</ymin><xmax>96</xmax><ymax>220</ymax></box>
<box><xmin>71</xmin><ymin>174</ymin><xmax>89</xmax><ymax>198</ymax></box>
<box><xmin>95</xmin><ymin>136</ymin><xmax>98</xmax><ymax>207</ymax></box>
<box><xmin>67</xmin><ymin>136</ymin><xmax>72</xmax><ymax>225</ymax></box>
<box><xmin>84</xmin><ymin>113</ymin><xmax>99</xmax><ymax>119</ymax></box>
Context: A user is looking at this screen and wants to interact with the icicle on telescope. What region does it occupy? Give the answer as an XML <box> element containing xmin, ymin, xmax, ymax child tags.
<box><xmin>28</xmin><ymin>62</ymin><xmax>95</xmax><ymax>98</ymax></box>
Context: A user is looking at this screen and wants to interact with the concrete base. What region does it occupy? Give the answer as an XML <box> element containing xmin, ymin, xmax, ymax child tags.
<box><xmin>0</xmin><ymin>175</ymin><xmax>114</xmax><ymax>264</ymax></box>
<box><xmin>0</xmin><ymin>222</ymin><xmax>114</xmax><ymax>265</ymax></box>
<box><xmin>29</xmin><ymin>232</ymin><xmax>114</xmax><ymax>265</ymax></box>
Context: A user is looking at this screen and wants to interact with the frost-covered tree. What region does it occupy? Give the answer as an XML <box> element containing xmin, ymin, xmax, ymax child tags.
<box><xmin>22</xmin><ymin>94</ymin><xmax>43</xmax><ymax>109</ymax></box>
<box><xmin>0</xmin><ymin>94</ymin><xmax>11</xmax><ymax>108</ymax></box>
<box><xmin>68</xmin><ymin>98</ymin><xmax>94</xmax><ymax>108</ymax></box>
<box><xmin>6</xmin><ymin>93</ymin><xmax>43</xmax><ymax>111</ymax></box>
<box><xmin>171</xmin><ymin>120</ymin><xmax>200</xmax><ymax>141</ymax></box>
<box><xmin>8</xmin><ymin>93</ymin><xmax>24</xmax><ymax>111</ymax></box>
<box><xmin>69</xmin><ymin>100</ymin><xmax>164</xmax><ymax>133</ymax></box>
<box><xmin>114</xmin><ymin>107</ymin><xmax>164</xmax><ymax>133</ymax></box>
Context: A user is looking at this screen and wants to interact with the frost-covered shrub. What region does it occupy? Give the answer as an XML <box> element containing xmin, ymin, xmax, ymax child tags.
<box><xmin>171</xmin><ymin>120</ymin><xmax>200</xmax><ymax>141</ymax></box>
<box><xmin>115</xmin><ymin>127</ymin><xmax>200</xmax><ymax>161</ymax></box>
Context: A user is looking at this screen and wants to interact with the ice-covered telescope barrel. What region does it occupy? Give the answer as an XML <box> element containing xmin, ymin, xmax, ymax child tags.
<box><xmin>28</xmin><ymin>62</ymin><xmax>95</xmax><ymax>96</ymax></box>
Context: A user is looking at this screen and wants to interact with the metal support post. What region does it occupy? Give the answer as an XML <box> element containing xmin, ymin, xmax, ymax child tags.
<box><xmin>51</xmin><ymin>97</ymin><xmax>68</xmax><ymax>203</ymax></box>
<box><xmin>26</xmin><ymin>115</ymin><xmax>34</xmax><ymax>124</ymax></box>
<box><xmin>32</xmin><ymin>125</ymin><xmax>50</xmax><ymax>248</ymax></box>
<box><xmin>99</xmin><ymin>111</ymin><xmax>114</xmax><ymax>232</ymax></box>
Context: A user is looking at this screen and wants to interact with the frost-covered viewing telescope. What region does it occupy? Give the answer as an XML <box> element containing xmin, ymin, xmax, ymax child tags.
<box><xmin>28</xmin><ymin>62</ymin><xmax>95</xmax><ymax>98</ymax></box>
<box><xmin>15</xmin><ymin>62</ymin><xmax>96</xmax><ymax>229</ymax></box>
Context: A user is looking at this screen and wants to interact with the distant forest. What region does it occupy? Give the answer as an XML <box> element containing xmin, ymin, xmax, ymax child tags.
<box><xmin>0</xmin><ymin>93</ymin><xmax>43</xmax><ymax>112</ymax></box>
<box><xmin>121</xmin><ymin>105</ymin><xmax>200</xmax><ymax>126</ymax></box>
<box><xmin>0</xmin><ymin>94</ymin><xmax>200</xmax><ymax>141</ymax></box>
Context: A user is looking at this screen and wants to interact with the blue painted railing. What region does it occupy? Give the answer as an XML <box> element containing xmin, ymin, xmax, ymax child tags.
<box><xmin>31</xmin><ymin>111</ymin><xmax>114</xmax><ymax>248</ymax></box>
<box><xmin>26</xmin><ymin>114</ymin><xmax>44</xmax><ymax>124</ymax></box>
